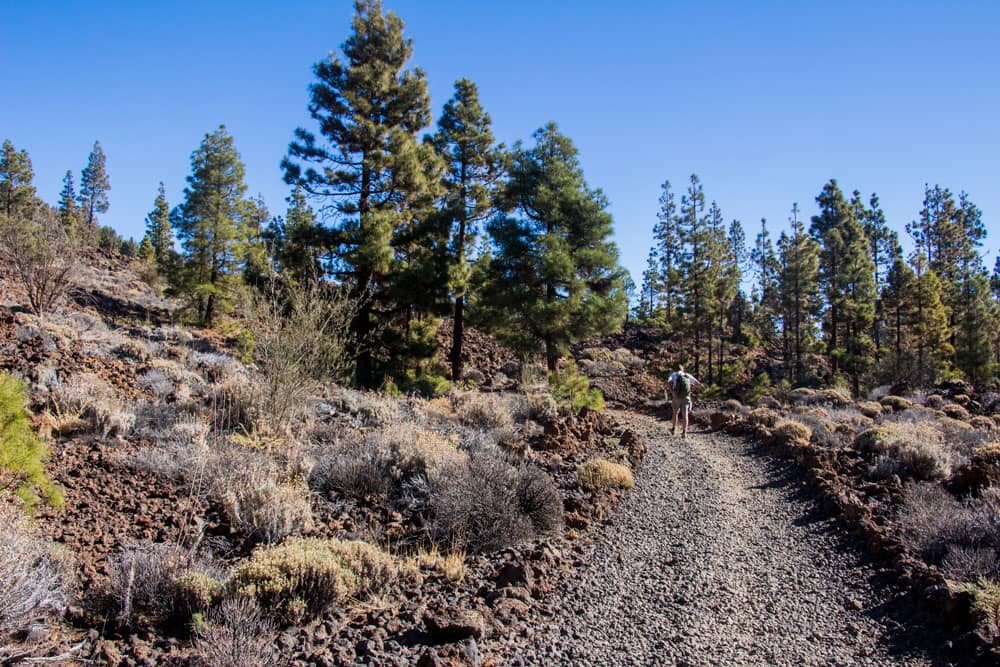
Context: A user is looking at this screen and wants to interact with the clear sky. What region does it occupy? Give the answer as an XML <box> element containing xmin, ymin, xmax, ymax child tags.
<box><xmin>2</xmin><ymin>1</ymin><xmax>998</xmax><ymax>285</ymax></box>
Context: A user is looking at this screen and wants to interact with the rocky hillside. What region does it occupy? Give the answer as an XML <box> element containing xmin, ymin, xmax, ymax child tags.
<box><xmin>0</xmin><ymin>251</ymin><xmax>647</xmax><ymax>665</ymax></box>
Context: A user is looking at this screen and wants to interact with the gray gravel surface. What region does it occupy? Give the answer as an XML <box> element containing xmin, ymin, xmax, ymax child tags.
<box><xmin>502</xmin><ymin>412</ymin><xmax>948</xmax><ymax>666</ymax></box>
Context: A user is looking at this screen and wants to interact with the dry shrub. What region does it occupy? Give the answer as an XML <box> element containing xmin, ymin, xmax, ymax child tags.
<box><xmin>895</xmin><ymin>440</ymin><xmax>956</xmax><ymax>481</ymax></box>
<box><xmin>943</xmin><ymin>547</ymin><xmax>999</xmax><ymax>583</ymax></box>
<box><xmin>451</xmin><ymin>391</ymin><xmax>515</xmax><ymax>430</ymax></box>
<box><xmin>193</xmin><ymin>597</ymin><xmax>280</xmax><ymax>667</ymax></box>
<box><xmin>377</xmin><ymin>423</ymin><xmax>464</xmax><ymax>479</ymax></box>
<box><xmin>210</xmin><ymin>376</ymin><xmax>262</xmax><ymax>435</ymax></box>
<box><xmin>174</xmin><ymin>571</ymin><xmax>224</xmax><ymax>617</ymax></box>
<box><xmin>971</xmin><ymin>416</ymin><xmax>996</xmax><ymax>432</ymax></box>
<box><xmin>310</xmin><ymin>438</ymin><xmax>394</xmax><ymax>500</ymax></box>
<box><xmin>748</xmin><ymin>407</ymin><xmax>778</xmax><ymax>428</ymax></box>
<box><xmin>857</xmin><ymin>401</ymin><xmax>884</xmax><ymax>419</ymax></box>
<box><xmin>222</xmin><ymin>477</ymin><xmax>314</xmax><ymax>545</ymax></box>
<box><xmin>772</xmin><ymin>420</ymin><xmax>812</xmax><ymax>446</ymax></box>
<box><xmin>191</xmin><ymin>351</ymin><xmax>241</xmax><ymax>384</ymax></box>
<box><xmin>880</xmin><ymin>395</ymin><xmax>913</xmax><ymax>412</ymax></box>
<box><xmin>240</xmin><ymin>282</ymin><xmax>354</xmax><ymax>433</ymax></box>
<box><xmin>413</xmin><ymin>544</ymin><xmax>466</xmax><ymax>583</ymax></box>
<box><xmin>429</xmin><ymin>453</ymin><xmax>562</xmax><ymax>552</ymax></box>
<box><xmin>107</xmin><ymin>542</ymin><xmax>203</xmax><ymax>626</ymax></box>
<box><xmin>898</xmin><ymin>483</ymin><xmax>1000</xmax><ymax>577</ymax></box>
<box><xmin>0</xmin><ymin>207</ymin><xmax>78</xmax><ymax>317</ymax></box>
<box><xmin>230</xmin><ymin>538</ymin><xmax>419</xmax><ymax>623</ymax></box>
<box><xmin>924</xmin><ymin>394</ymin><xmax>947</xmax><ymax>409</ymax></box>
<box><xmin>942</xmin><ymin>403</ymin><xmax>972</xmax><ymax>421</ymax></box>
<box><xmin>787</xmin><ymin>388</ymin><xmax>816</xmax><ymax>405</ymax></box>
<box><xmin>0</xmin><ymin>506</ymin><xmax>68</xmax><ymax>637</ymax></box>
<box><xmin>137</xmin><ymin>369</ymin><xmax>174</xmax><ymax>401</ymax></box>
<box><xmin>512</xmin><ymin>391</ymin><xmax>559</xmax><ymax>423</ymax></box>
<box><xmin>577</xmin><ymin>457</ymin><xmax>635</xmax><ymax>491</ymax></box>
<box><xmin>49</xmin><ymin>372</ymin><xmax>134</xmax><ymax>439</ymax></box>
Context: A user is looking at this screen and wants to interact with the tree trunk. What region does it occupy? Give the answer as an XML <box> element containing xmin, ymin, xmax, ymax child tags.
<box><xmin>451</xmin><ymin>295</ymin><xmax>465</xmax><ymax>381</ymax></box>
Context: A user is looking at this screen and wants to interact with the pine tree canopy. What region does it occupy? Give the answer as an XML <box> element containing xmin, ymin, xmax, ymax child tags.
<box><xmin>474</xmin><ymin>123</ymin><xmax>627</xmax><ymax>371</ymax></box>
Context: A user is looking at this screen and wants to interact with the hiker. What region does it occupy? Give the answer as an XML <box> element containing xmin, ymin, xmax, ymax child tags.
<box><xmin>666</xmin><ymin>365</ymin><xmax>701</xmax><ymax>437</ymax></box>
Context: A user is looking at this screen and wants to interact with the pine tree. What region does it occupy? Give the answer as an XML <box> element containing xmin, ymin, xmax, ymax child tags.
<box><xmin>242</xmin><ymin>194</ymin><xmax>272</xmax><ymax>287</ymax></box>
<box><xmin>751</xmin><ymin>217</ymin><xmax>780</xmax><ymax>348</ymax></box>
<box><xmin>145</xmin><ymin>182</ymin><xmax>174</xmax><ymax>264</ymax></box>
<box><xmin>675</xmin><ymin>174</ymin><xmax>708</xmax><ymax>375</ymax></box>
<box><xmin>475</xmin><ymin>123</ymin><xmax>627</xmax><ymax>371</ymax></box>
<box><xmin>282</xmin><ymin>0</ymin><xmax>441</xmax><ymax>387</ymax></box>
<box><xmin>0</xmin><ymin>140</ymin><xmax>36</xmax><ymax>221</ymax></box>
<box><xmin>777</xmin><ymin>206</ymin><xmax>821</xmax><ymax>383</ymax></box>
<box><xmin>431</xmin><ymin>78</ymin><xmax>504</xmax><ymax>381</ymax></box>
<box><xmin>638</xmin><ymin>250</ymin><xmax>660</xmax><ymax>321</ymax></box>
<box><xmin>78</xmin><ymin>140</ymin><xmax>111</xmax><ymax>240</ymax></box>
<box><xmin>57</xmin><ymin>171</ymin><xmax>80</xmax><ymax>237</ymax></box>
<box><xmin>652</xmin><ymin>180</ymin><xmax>681</xmax><ymax>318</ymax></box>
<box><xmin>265</xmin><ymin>187</ymin><xmax>327</xmax><ymax>284</ymax></box>
<box><xmin>881</xmin><ymin>257</ymin><xmax>916</xmax><ymax>381</ymax></box>
<box><xmin>811</xmin><ymin>180</ymin><xmax>877</xmax><ymax>392</ymax></box>
<box><xmin>174</xmin><ymin>125</ymin><xmax>249</xmax><ymax>326</ymax></box>
<box><xmin>906</xmin><ymin>255</ymin><xmax>953</xmax><ymax>386</ymax></box>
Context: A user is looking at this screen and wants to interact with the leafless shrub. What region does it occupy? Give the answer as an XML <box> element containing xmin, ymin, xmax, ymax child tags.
<box><xmin>942</xmin><ymin>546</ymin><xmax>1000</xmax><ymax>582</ymax></box>
<box><xmin>451</xmin><ymin>391</ymin><xmax>515</xmax><ymax>430</ymax></box>
<box><xmin>239</xmin><ymin>282</ymin><xmax>355</xmax><ymax>434</ymax></box>
<box><xmin>429</xmin><ymin>452</ymin><xmax>561</xmax><ymax>552</ymax></box>
<box><xmin>193</xmin><ymin>597</ymin><xmax>280</xmax><ymax>667</ymax></box>
<box><xmin>191</xmin><ymin>352</ymin><xmax>241</xmax><ymax>384</ymax></box>
<box><xmin>898</xmin><ymin>483</ymin><xmax>1000</xmax><ymax>571</ymax></box>
<box><xmin>785</xmin><ymin>414</ymin><xmax>840</xmax><ymax>448</ymax></box>
<box><xmin>0</xmin><ymin>507</ymin><xmax>68</xmax><ymax>637</ymax></box>
<box><xmin>221</xmin><ymin>475</ymin><xmax>314</xmax><ymax>545</ymax></box>
<box><xmin>0</xmin><ymin>208</ymin><xmax>78</xmax><ymax>317</ymax></box>
<box><xmin>138</xmin><ymin>370</ymin><xmax>174</xmax><ymax>400</ymax></box>
<box><xmin>310</xmin><ymin>438</ymin><xmax>395</xmax><ymax>500</ymax></box>
<box><xmin>107</xmin><ymin>542</ymin><xmax>187</xmax><ymax>626</ymax></box>
<box><xmin>511</xmin><ymin>391</ymin><xmax>559</xmax><ymax>423</ymax></box>
<box><xmin>107</xmin><ymin>541</ymin><xmax>226</xmax><ymax>627</ymax></box>
<box><xmin>48</xmin><ymin>372</ymin><xmax>134</xmax><ymax>439</ymax></box>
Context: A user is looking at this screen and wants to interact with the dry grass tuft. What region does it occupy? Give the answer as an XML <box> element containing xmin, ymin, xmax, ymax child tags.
<box><xmin>577</xmin><ymin>457</ymin><xmax>635</xmax><ymax>491</ymax></box>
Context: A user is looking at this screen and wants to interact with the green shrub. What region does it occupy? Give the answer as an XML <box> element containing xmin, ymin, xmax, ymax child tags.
<box><xmin>549</xmin><ymin>361</ymin><xmax>604</xmax><ymax>413</ymax></box>
<box><xmin>174</xmin><ymin>572</ymin><xmax>224</xmax><ymax>617</ymax></box>
<box><xmin>229</xmin><ymin>538</ymin><xmax>419</xmax><ymax>623</ymax></box>
<box><xmin>577</xmin><ymin>458</ymin><xmax>634</xmax><ymax>491</ymax></box>
<box><xmin>0</xmin><ymin>374</ymin><xmax>62</xmax><ymax>511</ymax></box>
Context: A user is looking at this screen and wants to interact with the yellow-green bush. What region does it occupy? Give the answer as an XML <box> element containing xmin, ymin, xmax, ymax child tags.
<box><xmin>174</xmin><ymin>572</ymin><xmax>224</xmax><ymax>616</ymax></box>
<box><xmin>230</xmin><ymin>538</ymin><xmax>419</xmax><ymax>623</ymax></box>
<box><xmin>1</xmin><ymin>374</ymin><xmax>62</xmax><ymax>511</ymax></box>
<box><xmin>773</xmin><ymin>420</ymin><xmax>812</xmax><ymax>446</ymax></box>
<box><xmin>879</xmin><ymin>395</ymin><xmax>913</xmax><ymax>412</ymax></box>
<box><xmin>550</xmin><ymin>361</ymin><xmax>604</xmax><ymax>414</ymax></box>
<box><xmin>577</xmin><ymin>458</ymin><xmax>634</xmax><ymax>491</ymax></box>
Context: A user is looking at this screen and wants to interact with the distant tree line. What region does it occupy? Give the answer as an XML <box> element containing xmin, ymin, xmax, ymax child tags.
<box><xmin>639</xmin><ymin>175</ymin><xmax>995</xmax><ymax>395</ymax></box>
<box><xmin>0</xmin><ymin>0</ymin><xmax>628</xmax><ymax>393</ymax></box>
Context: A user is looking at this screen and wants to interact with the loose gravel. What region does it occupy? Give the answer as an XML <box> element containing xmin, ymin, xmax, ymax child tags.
<box><xmin>504</xmin><ymin>412</ymin><xmax>948</xmax><ymax>666</ymax></box>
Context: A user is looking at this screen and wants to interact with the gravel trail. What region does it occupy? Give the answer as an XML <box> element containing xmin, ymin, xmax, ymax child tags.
<box><xmin>508</xmin><ymin>412</ymin><xmax>945</xmax><ymax>666</ymax></box>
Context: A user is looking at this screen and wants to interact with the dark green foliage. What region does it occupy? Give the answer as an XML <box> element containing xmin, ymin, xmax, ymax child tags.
<box><xmin>264</xmin><ymin>187</ymin><xmax>327</xmax><ymax>284</ymax></box>
<box><xmin>473</xmin><ymin>123</ymin><xmax>627</xmax><ymax>370</ymax></box>
<box><xmin>282</xmin><ymin>0</ymin><xmax>443</xmax><ymax>387</ymax></box>
<box><xmin>144</xmin><ymin>182</ymin><xmax>174</xmax><ymax>265</ymax></box>
<box><xmin>57</xmin><ymin>170</ymin><xmax>80</xmax><ymax>238</ymax></box>
<box><xmin>811</xmin><ymin>180</ymin><xmax>877</xmax><ymax>394</ymax></box>
<box><xmin>173</xmin><ymin>125</ymin><xmax>249</xmax><ymax>326</ymax></box>
<box><xmin>431</xmin><ymin>78</ymin><xmax>504</xmax><ymax>381</ymax></box>
<box><xmin>550</xmin><ymin>361</ymin><xmax>604</xmax><ymax>413</ymax></box>
<box><xmin>0</xmin><ymin>139</ymin><xmax>36</xmax><ymax>221</ymax></box>
<box><xmin>78</xmin><ymin>140</ymin><xmax>110</xmax><ymax>240</ymax></box>
<box><xmin>0</xmin><ymin>374</ymin><xmax>63</xmax><ymax>511</ymax></box>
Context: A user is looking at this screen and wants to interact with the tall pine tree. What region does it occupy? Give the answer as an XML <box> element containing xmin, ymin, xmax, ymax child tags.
<box><xmin>78</xmin><ymin>140</ymin><xmax>110</xmax><ymax>240</ymax></box>
<box><xmin>58</xmin><ymin>171</ymin><xmax>80</xmax><ymax>236</ymax></box>
<box><xmin>474</xmin><ymin>123</ymin><xmax>627</xmax><ymax>371</ymax></box>
<box><xmin>281</xmin><ymin>0</ymin><xmax>442</xmax><ymax>387</ymax></box>
<box><xmin>174</xmin><ymin>125</ymin><xmax>249</xmax><ymax>326</ymax></box>
<box><xmin>145</xmin><ymin>182</ymin><xmax>174</xmax><ymax>265</ymax></box>
<box><xmin>0</xmin><ymin>140</ymin><xmax>36</xmax><ymax>221</ymax></box>
<box><xmin>430</xmin><ymin>78</ymin><xmax>504</xmax><ymax>381</ymax></box>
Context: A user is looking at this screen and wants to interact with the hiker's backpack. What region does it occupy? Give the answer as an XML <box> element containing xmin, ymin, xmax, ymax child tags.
<box><xmin>675</xmin><ymin>373</ymin><xmax>692</xmax><ymax>398</ymax></box>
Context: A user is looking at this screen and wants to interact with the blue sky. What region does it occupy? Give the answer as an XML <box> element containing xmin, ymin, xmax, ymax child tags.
<box><xmin>2</xmin><ymin>1</ymin><xmax>998</xmax><ymax>285</ymax></box>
